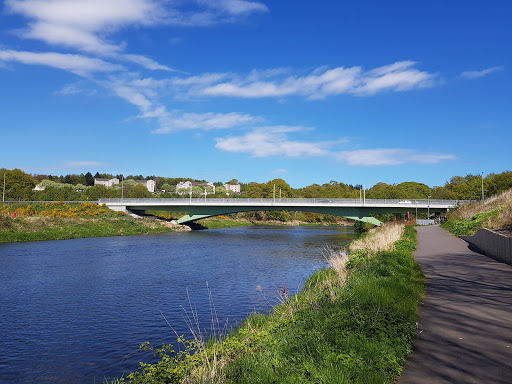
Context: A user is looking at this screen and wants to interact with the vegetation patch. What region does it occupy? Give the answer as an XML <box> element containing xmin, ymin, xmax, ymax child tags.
<box><xmin>0</xmin><ymin>202</ymin><xmax>176</xmax><ymax>243</ymax></box>
<box><xmin>113</xmin><ymin>224</ymin><xmax>424</xmax><ymax>384</ymax></box>
<box><xmin>442</xmin><ymin>187</ymin><xmax>512</xmax><ymax>236</ymax></box>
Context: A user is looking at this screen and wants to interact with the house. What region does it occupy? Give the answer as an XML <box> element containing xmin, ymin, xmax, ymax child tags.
<box><xmin>94</xmin><ymin>178</ymin><xmax>119</xmax><ymax>188</ymax></box>
<box><xmin>135</xmin><ymin>179</ymin><xmax>156</xmax><ymax>193</ymax></box>
<box><xmin>224</xmin><ymin>183</ymin><xmax>241</xmax><ymax>194</ymax></box>
<box><xmin>176</xmin><ymin>181</ymin><xmax>216</xmax><ymax>195</ymax></box>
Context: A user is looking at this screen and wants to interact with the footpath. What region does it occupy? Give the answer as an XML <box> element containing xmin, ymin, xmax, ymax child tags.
<box><xmin>398</xmin><ymin>225</ymin><xmax>512</xmax><ymax>384</ymax></box>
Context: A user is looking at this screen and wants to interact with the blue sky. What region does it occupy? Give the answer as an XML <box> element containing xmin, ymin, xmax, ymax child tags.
<box><xmin>1</xmin><ymin>0</ymin><xmax>510</xmax><ymax>188</ymax></box>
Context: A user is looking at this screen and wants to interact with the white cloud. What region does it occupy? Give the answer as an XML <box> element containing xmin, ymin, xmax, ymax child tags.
<box><xmin>121</xmin><ymin>54</ymin><xmax>174</xmax><ymax>71</ymax></box>
<box><xmin>199</xmin><ymin>0</ymin><xmax>268</xmax><ymax>15</ymax></box>
<box><xmin>152</xmin><ymin>111</ymin><xmax>261</xmax><ymax>133</ymax></box>
<box><xmin>185</xmin><ymin>61</ymin><xmax>436</xmax><ymax>99</ymax></box>
<box><xmin>214</xmin><ymin>128</ymin><xmax>456</xmax><ymax>166</ymax></box>
<box><xmin>335</xmin><ymin>149</ymin><xmax>456</xmax><ymax>166</ymax></box>
<box><xmin>215</xmin><ymin>127</ymin><xmax>336</xmax><ymax>157</ymax></box>
<box><xmin>0</xmin><ymin>49</ymin><xmax>123</xmax><ymax>75</ymax></box>
<box><xmin>272</xmin><ymin>169</ymin><xmax>288</xmax><ymax>174</ymax></box>
<box><xmin>67</xmin><ymin>160</ymin><xmax>106</xmax><ymax>167</ymax></box>
<box><xmin>460</xmin><ymin>66</ymin><xmax>504</xmax><ymax>79</ymax></box>
<box><xmin>6</xmin><ymin>0</ymin><xmax>267</xmax><ymax>55</ymax></box>
<box><xmin>6</xmin><ymin>0</ymin><xmax>165</xmax><ymax>54</ymax></box>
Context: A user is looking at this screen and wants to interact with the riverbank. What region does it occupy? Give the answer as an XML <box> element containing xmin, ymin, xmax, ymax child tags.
<box><xmin>117</xmin><ymin>223</ymin><xmax>424</xmax><ymax>384</ymax></box>
<box><xmin>0</xmin><ymin>202</ymin><xmax>181</xmax><ymax>243</ymax></box>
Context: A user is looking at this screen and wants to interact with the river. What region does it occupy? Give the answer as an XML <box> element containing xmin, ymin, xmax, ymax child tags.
<box><xmin>0</xmin><ymin>225</ymin><xmax>357</xmax><ymax>383</ymax></box>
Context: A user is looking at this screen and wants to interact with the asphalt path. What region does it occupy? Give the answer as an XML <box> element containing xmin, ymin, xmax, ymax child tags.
<box><xmin>398</xmin><ymin>225</ymin><xmax>512</xmax><ymax>383</ymax></box>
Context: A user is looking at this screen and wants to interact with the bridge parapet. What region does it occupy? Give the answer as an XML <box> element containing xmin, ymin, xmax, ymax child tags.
<box><xmin>99</xmin><ymin>198</ymin><xmax>469</xmax><ymax>208</ymax></box>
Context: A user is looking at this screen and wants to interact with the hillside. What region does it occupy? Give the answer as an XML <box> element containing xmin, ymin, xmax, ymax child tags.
<box><xmin>442</xmin><ymin>188</ymin><xmax>512</xmax><ymax>236</ymax></box>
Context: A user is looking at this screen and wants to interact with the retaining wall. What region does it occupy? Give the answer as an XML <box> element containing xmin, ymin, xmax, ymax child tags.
<box><xmin>461</xmin><ymin>229</ymin><xmax>512</xmax><ymax>265</ymax></box>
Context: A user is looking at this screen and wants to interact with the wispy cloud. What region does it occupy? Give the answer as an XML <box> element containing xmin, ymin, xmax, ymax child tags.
<box><xmin>151</xmin><ymin>110</ymin><xmax>261</xmax><ymax>133</ymax></box>
<box><xmin>272</xmin><ymin>169</ymin><xmax>288</xmax><ymax>174</ymax></box>
<box><xmin>185</xmin><ymin>61</ymin><xmax>436</xmax><ymax>99</ymax></box>
<box><xmin>460</xmin><ymin>66</ymin><xmax>504</xmax><ymax>79</ymax></box>
<box><xmin>66</xmin><ymin>160</ymin><xmax>106</xmax><ymax>168</ymax></box>
<box><xmin>0</xmin><ymin>49</ymin><xmax>123</xmax><ymax>75</ymax></box>
<box><xmin>6</xmin><ymin>0</ymin><xmax>267</xmax><ymax>55</ymax></box>
<box><xmin>6</xmin><ymin>0</ymin><xmax>166</xmax><ymax>54</ymax></box>
<box><xmin>214</xmin><ymin>128</ymin><xmax>456</xmax><ymax>166</ymax></box>
<box><xmin>215</xmin><ymin>126</ymin><xmax>343</xmax><ymax>157</ymax></box>
<box><xmin>335</xmin><ymin>149</ymin><xmax>457</xmax><ymax>166</ymax></box>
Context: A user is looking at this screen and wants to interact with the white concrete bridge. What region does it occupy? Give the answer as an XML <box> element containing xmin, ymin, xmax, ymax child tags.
<box><xmin>99</xmin><ymin>198</ymin><xmax>469</xmax><ymax>226</ymax></box>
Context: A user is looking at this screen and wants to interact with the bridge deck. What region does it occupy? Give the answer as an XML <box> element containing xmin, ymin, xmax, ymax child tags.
<box><xmin>99</xmin><ymin>198</ymin><xmax>468</xmax><ymax>226</ymax></box>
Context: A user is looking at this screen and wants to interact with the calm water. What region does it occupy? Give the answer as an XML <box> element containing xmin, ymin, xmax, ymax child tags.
<box><xmin>0</xmin><ymin>225</ymin><xmax>356</xmax><ymax>383</ymax></box>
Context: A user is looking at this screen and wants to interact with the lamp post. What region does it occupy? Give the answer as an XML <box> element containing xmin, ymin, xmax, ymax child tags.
<box><xmin>427</xmin><ymin>196</ymin><xmax>431</xmax><ymax>221</ymax></box>
<box><xmin>2</xmin><ymin>172</ymin><xmax>5</xmax><ymax>203</ymax></box>
<box><xmin>481</xmin><ymin>172</ymin><xmax>484</xmax><ymax>200</ymax></box>
<box><xmin>121</xmin><ymin>174</ymin><xmax>124</xmax><ymax>202</ymax></box>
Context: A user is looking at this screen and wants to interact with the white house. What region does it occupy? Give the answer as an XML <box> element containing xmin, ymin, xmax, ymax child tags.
<box><xmin>176</xmin><ymin>181</ymin><xmax>216</xmax><ymax>195</ymax></box>
<box><xmin>135</xmin><ymin>179</ymin><xmax>156</xmax><ymax>193</ymax></box>
<box><xmin>224</xmin><ymin>183</ymin><xmax>241</xmax><ymax>194</ymax></box>
<box><xmin>94</xmin><ymin>178</ymin><xmax>119</xmax><ymax>188</ymax></box>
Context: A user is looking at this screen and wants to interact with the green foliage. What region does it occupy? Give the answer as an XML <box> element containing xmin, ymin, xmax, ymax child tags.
<box><xmin>1</xmin><ymin>168</ymin><xmax>35</xmax><ymax>200</ymax></box>
<box><xmin>442</xmin><ymin>209</ymin><xmax>501</xmax><ymax>236</ymax></box>
<box><xmin>120</xmin><ymin>339</ymin><xmax>198</xmax><ymax>384</ymax></box>
<box><xmin>353</xmin><ymin>220</ymin><xmax>373</xmax><ymax>234</ymax></box>
<box><xmin>265</xmin><ymin>210</ymin><xmax>291</xmax><ymax>222</ymax></box>
<box><xmin>197</xmin><ymin>218</ymin><xmax>253</xmax><ymax>229</ymax></box>
<box><xmin>127</xmin><ymin>184</ymin><xmax>152</xmax><ymax>198</ymax></box>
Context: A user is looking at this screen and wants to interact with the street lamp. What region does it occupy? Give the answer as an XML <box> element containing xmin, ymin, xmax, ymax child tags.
<box><xmin>427</xmin><ymin>196</ymin><xmax>431</xmax><ymax>221</ymax></box>
<box><xmin>481</xmin><ymin>172</ymin><xmax>485</xmax><ymax>200</ymax></box>
<box><xmin>2</xmin><ymin>172</ymin><xmax>5</xmax><ymax>203</ymax></box>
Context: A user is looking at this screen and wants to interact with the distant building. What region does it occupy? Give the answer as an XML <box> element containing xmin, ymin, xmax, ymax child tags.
<box><xmin>224</xmin><ymin>183</ymin><xmax>241</xmax><ymax>194</ymax></box>
<box><xmin>176</xmin><ymin>181</ymin><xmax>216</xmax><ymax>195</ymax></box>
<box><xmin>135</xmin><ymin>179</ymin><xmax>156</xmax><ymax>193</ymax></box>
<box><xmin>32</xmin><ymin>184</ymin><xmax>46</xmax><ymax>191</ymax></box>
<box><xmin>94</xmin><ymin>178</ymin><xmax>119</xmax><ymax>188</ymax></box>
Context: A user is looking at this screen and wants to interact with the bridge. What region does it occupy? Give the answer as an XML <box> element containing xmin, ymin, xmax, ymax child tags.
<box><xmin>99</xmin><ymin>198</ymin><xmax>468</xmax><ymax>226</ymax></box>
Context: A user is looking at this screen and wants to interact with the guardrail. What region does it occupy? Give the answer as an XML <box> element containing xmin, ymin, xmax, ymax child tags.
<box><xmin>99</xmin><ymin>198</ymin><xmax>471</xmax><ymax>207</ymax></box>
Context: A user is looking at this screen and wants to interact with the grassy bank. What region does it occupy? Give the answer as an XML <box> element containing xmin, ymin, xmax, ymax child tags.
<box><xmin>117</xmin><ymin>223</ymin><xmax>424</xmax><ymax>384</ymax></box>
<box><xmin>0</xmin><ymin>202</ymin><xmax>178</xmax><ymax>243</ymax></box>
<box><xmin>441</xmin><ymin>188</ymin><xmax>512</xmax><ymax>236</ymax></box>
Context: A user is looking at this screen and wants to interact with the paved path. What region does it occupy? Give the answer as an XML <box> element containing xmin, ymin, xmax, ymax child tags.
<box><xmin>398</xmin><ymin>225</ymin><xmax>512</xmax><ymax>384</ymax></box>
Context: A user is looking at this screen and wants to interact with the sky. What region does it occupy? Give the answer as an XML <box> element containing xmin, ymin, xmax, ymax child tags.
<box><xmin>0</xmin><ymin>0</ymin><xmax>511</xmax><ymax>189</ymax></box>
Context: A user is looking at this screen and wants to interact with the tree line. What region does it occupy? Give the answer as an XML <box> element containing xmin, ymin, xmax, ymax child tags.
<box><xmin>1</xmin><ymin>168</ymin><xmax>511</xmax><ymax>203</ymax></box>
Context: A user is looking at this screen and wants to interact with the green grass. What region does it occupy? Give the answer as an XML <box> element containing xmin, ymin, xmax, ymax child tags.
<box><xmin>441</xmin><ymin>209</ymin><xmax>501</xmax><ymax>236</ymax></box>
<box><xmin>219</xmin><ymin>226</ymin><xmax>424</xmax><ymax>384</ymax></box>
<box><xmin>117</xmin><ymin>225</ymin><xmax>424</xmax><ymax>384</ymax></box>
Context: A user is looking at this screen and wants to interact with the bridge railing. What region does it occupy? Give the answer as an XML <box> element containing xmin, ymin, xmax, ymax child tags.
<box><xmin>99</xmin><ymin>198</ymin><xmax>472</xmax><ymax>207</ymax></box>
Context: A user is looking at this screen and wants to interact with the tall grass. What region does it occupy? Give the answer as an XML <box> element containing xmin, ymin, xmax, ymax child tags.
<box><xmin>349</xmin><ymin>222</ymin><xmax>405</xmax><ymax>254</ymax></box>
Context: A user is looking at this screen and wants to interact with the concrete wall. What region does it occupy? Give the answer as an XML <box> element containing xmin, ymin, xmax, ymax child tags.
<box><xmin>461</xmin><ymin>229</ymin><xmax>512</xmax><ymax>265</ymax></box>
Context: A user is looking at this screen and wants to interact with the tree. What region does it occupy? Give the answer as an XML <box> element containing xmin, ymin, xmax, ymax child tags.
<box><xmin>1</xmin><ymin>168</ymin><xmax>35</xmax><ymax>200</ymax></box>
<box><xmin>264</xmin><ymin>179</ymin><xmax>292</xmax><ymax>198</ymax></box>
<box><xmin>85</xmin><ymin>172</ymin><xmax>94</xmax><ymax>186</ymax></box>
<box><xmin>126</xmin><ymin>184</ymin><xmax>152</xmax><ymax>198</ymax></box>
<box><xmin>246</xmin><ymin>182</ymin><xmax>264</xmax><ymax>198</ymax></box>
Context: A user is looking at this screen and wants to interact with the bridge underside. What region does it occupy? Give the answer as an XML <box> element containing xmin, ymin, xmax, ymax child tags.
<box><xmin>122</xmin><ymin>204</ymin><xmax>442</xmax><ymax>226</ymax></box>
